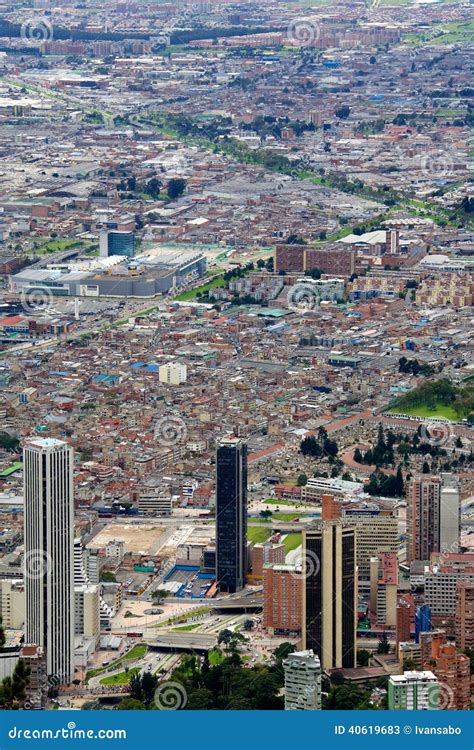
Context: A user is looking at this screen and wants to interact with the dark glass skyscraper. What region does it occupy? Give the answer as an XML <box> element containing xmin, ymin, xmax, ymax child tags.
<box><xmin>216</xmin><ymin>437</ymin><xmax>247</xmax><ymax>594</ymax></box>
<box><xmin>303</xmin><ymin>522</ymin><xmax>357</xmax><ymax>669</ymax></box>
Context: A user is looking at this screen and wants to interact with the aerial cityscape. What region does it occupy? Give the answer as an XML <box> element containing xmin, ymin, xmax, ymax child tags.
<box><xmin>0</xmin><ymin>0</ymin><xmax>472</xmax><ymax>715</ymax></box>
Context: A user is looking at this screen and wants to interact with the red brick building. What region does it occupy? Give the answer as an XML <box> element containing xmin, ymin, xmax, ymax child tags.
<box><xmin>263</xmin><ymin>563</ymin><xmax>302</xmax><ymax>634</ymax></box>
<box><xmin>432</xmin><ymin>642</ymin><xmax>470</xmax><ymax>711</ymax></box>
<box><xmin>455</xmin><ymin>580</ymin><xmax>474</xmax><ymax>650</ymax></box>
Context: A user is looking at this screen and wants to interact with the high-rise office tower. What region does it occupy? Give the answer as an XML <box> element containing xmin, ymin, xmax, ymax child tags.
<box><xmin>215</xmin><ymin>437</ymin><xmax>247</xmax><ymax>593</ymax></box>
<box><xmin>283</xmin><ymin>650</ymin><xmax>322</xmax><ymax>710</ymax></box>
<box><xmin>99</xmin><ymin>229</ymin><xmax>135</xmax><ymax>258</ymax></box>
<box><xmin>407</xmin><ymin>476</ymin><xmax>459</xmax><ymax>562</ymax></box>
<box><xmin>24</xmin><ymin>438</ymin><xmax>75</xmax><ymax>684</ymax></box>
<box><xmin>440</xmin><ymin>484</ymin><xmax>460</xmax><ymax>554</ymax></box>
<box><xmin>302</xmin><ymin>522</ymin><xmax>357</xmax><ymax>669</ymax></box>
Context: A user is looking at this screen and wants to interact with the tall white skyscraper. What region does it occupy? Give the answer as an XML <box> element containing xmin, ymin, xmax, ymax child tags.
<box><xmin>24</xmin><ymin>438</ymin><xmax>75</xmax><ymax>684</ymax></box>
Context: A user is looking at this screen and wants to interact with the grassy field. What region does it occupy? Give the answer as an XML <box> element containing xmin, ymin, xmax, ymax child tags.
<box><xmin>389</xmin><ymin>404</ymin><xmax>459</xmax><ymax>421</ymax></box>
<box><xmin>174</xmin><ymin>275</ymin><xmax>225</xmax><ymax>301</ymax></box>
<box><xmin>272</xmin><ymin>512</ymin><xmax>305</xmax><ymax>521</ymax></box>
<box><xmin>32</xmin><ymin>239</ymin><xmax>85</xmax><ymax>256</ymax></box>
<box><xmin>247</xmin><ymin>526</ymin><xmax>272</xmax><ymax>544</ymax></box>
<box><xmin>100</xmin><ymin>667</ymin><xmax>140</xmax><ymax>686</ymax></box>
<box><xmin>85</xmin><ymin>644</ymin><xmax>147</xmax><ymax>682</ymax></box>
<box><xmin>122</xmin><ymin>644</ymin><xmax>147</xmax><ymax>660</ymax></box>
<box><xmin>171</xmin><ymin>623</ymin><xmax>201</xmax><ymax>632</ymax></box>
<box><xmin>283</xmin><ymin>533</ymin><xmax>302</xmax><ymax>554</ymax></box>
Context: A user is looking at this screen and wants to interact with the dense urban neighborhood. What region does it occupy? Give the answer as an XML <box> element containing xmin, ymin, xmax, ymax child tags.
<box><xmin>0</xmin><ymin>0</ymin><xmax>472</xmax><ymax>716</ymax></box>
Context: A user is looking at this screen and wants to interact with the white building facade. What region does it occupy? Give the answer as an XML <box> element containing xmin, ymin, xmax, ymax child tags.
<box><xmin>24</xmin><ymin>438</ymin><xmax>75</xmax><ymax>684</ymax></box>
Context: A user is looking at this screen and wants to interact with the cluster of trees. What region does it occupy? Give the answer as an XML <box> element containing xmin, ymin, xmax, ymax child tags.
<box><xmin>116</xmin><ymin>175</ymin><xmax>186</xmax><ymax>201</ymax></box>
<box><xmin>241</xmin><ymin>115</ymin><xmax>316</xmax><ymax>139</ymax></box>
<box><xmin>354</xmin><ymin>425</ymin><xmax>396</xmax><ymax>467</ymax></box>
<box><xmin>395</xmin><ymin>379</ymin><xmax>473</xmax><ymax>422</ymax></box>
<box><xmin>117</xmin><ymin>641</ymin><xmax>298</xmax><ymax>711</ymax></box>
<box><xmin>398</xmin><ymin>357</ymin><xmax>435</xmax><ymax>377</ymax></box>
<box><xmin>0</xmin><ymin>660</ymin><xmax>31</xmax><ymax>709</ymax></box>
<box><xmin>364</xmin><ymin>468</ymin><xmax>404</xmax><ymax>498</ymax></box>
<box><xmin>354</xmin><ymin>423</ymin><xmax>469</xmax><ymax>473</ymax></box>
<box><xmin>304</xmin><ymin>268</ymin><xmax>323</xmax><ymax>279</ymax></box>
<box><xmin>170</xmin><ymin>25</ymin><xmax>284</xmax><ymax>47</ymax></box>
<box><xmin>323</xmin><ymin>684</ymin><xmax>380</xmax><ymax>710</ymax></box>
<box><xmin>222</xmin><ymin>263</ymin><xmax>255</xmax><ymax>283</ymax></box>
<box><xmin>300</xmin><ymin>427</ymin><xmax>339</xmax><ymax>460</ymax></box>
<box><xmin>0</xmin><ymin>432</ymin><xmax>19</xmax><ymax>452</ymax></box>
<box><xmin>0</xmin><ymin>621</ymin><xmax>31</xmax><ymax>708</ymax></box>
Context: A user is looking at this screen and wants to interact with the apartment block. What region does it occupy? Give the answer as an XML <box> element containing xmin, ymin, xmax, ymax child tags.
<box><xmin>263</xmin><ymin>563</ymin><xmax>302</xmax><ymax>634</ymax></box>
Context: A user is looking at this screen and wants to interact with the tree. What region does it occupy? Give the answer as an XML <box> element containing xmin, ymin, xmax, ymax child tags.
<box><xmin>100</xmin><ymin>571</ymin><xmax>116</xmax><ymax>583</ymax></box>
<box><xmin>324</xmin><ymin>684</ymin><xmax>372</xmax><ymax>710</ymax></box>
<box><xmin>187</xmin><ymin>688</ymin><xmax>214</xmax><ymax>709</ymax></box>
<box><xmin>0</xmin><ymin>659</ymin><xmax>31</xmax><ymax>709</ymax></box>
<box><xmin>377</xmin><ymin>631</ymin><xmax>390</xmax><ymax>654</ymax></box>
<box><xmin>395</xmin><ymin>465</ymin><xmax>404</xmax><ymax>496</ymax></box>
<box><xmin>273</xmin><ymin>642</ymin><xmax>296</xmax><ymax>665</ymax></box>
<box><xmin>0</xmin><ymin>433</ymin><xmax>20</xmax><ymax>452</ymax></box>
<box><xmin>297</xmin><ymin>473</ymin><xmax>308</xmax><ymax>486</ymax></box>
<box><xmin>116</xmin><ymin>697</ymin><xmax>145</xmax><ymax>710</ymax></box>
<box><xmin>357</xmin><ymin>649</ymin><xmax>370</xmax><ymax>667</ymax></box>
<box><xmin>259</xmin><ymin>509</ymin><xmax>272</xmax><ymax>520</ymax></box>
<box><xmin>151</xmin><ymin>589</ymin><xmax>170</xmax><ymax>603</ymax></box>
<box><xmin>353</xmin><ymin>448</ymin><xmax>363</xmax><ymax>464</ymax></box>
<box><xmin>146</xmin><ymin>177</ymin><xmax>162</xmax><ymax>198</ymax></box>
<box><xmin>217</xmin><ymin>629</ymin><xmax>233</xmax><ymax>648</ymax></box>
<box><xmin>422</xmin><ymin>461</ymin><xmax>430</xmax><ymax>474</ymax></box>
<box><xmin>129</xmin><ymin>671</ymin><xmax>158</xmax><ymax>707</ymax></box>
<box><xmin>335</xmin><ymin>105</ymin><xmax>350</xmax><ymax>119</ymax></box>
<box><xmin>167</xmin><ymin>178</ymin><xmax>186</xmax><ymax>200</ymax></box>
